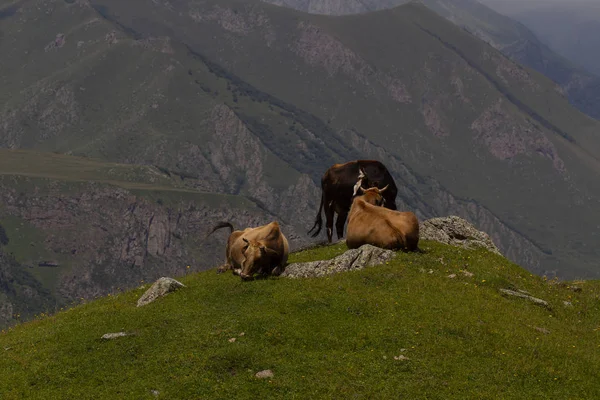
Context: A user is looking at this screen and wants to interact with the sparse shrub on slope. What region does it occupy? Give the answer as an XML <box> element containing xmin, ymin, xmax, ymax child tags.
<box><xmin>0</xmin><ymin>224</ymin><xmax>8</xmax><ymax>246</ymax></box>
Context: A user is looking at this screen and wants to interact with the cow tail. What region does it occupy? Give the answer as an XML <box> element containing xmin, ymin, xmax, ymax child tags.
<box><xmin>404</xmin><ymin>230</ymin><xmax>421</xmax><ymax>252</ymax></box>
<box><xmin>386</xmin><ymin>222</ymin><xmax>407</xmax><ymax>250</ymax></box>
<box><xmin>307</xmin><ymin>192</ymin><xmax>324</xmax><ymax>237</ymax></box>
<box><xmin>205</xmin><ymin>221</ymin><xmax>235</xmax><ymax>239</ymax></box>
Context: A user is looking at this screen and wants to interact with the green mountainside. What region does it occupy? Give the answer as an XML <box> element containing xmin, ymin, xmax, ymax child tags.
<box><xmin>1</xmin><ymin>242</ymin><xmax>599</xmax><ymax>399</ymax></box>
<box><xmin>2</xmin><ymin>0</ymin><xmax>600</xmax><ymax>327</ymax></box>
<box><xmin>264</xmin><ymin>0</ymin><xmax>600</xmax><ymax>120</ymax></box>
<box><xmin>0</xmin><ymin>248</ymin><xmax>56</xmax><ymax>327</ymax></box>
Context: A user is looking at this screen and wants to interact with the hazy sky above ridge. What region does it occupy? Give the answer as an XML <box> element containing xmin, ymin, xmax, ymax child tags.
<box><xmin>479</xmin><ymin>0</ymin><xmax>600</xmax><ymax>15</ymax></box>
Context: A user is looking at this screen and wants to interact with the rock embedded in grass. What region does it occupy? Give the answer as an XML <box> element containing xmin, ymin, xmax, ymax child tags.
<box><xmin>137</xmin><ymin>277</ymin><xmax>185</xmax><ymax>307</ymax></box>
<box><xmin>281</xmin><ymin>244</ymin><xmax>395</xmax><ymax>278</ymax></box>
<box><xmin>101</xmin><ymin>332</ymin><xmax>131</xmax><ymax>340</ymax></box>
<box><xmin>499</xmin><ymin>289</ymin><xmax>551</xmax><ymax>309</ymax></box>
<box><xmin>420</xmin><ymin>216</ymin><xmax>501</xmax><ymax>255</ymax></box>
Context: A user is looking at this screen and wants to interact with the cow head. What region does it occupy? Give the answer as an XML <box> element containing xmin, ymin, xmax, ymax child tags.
<box><xmin>240</xmin><ymin>238</ymin><xmax>279</xmax><ymax>280</ymax></box>
<box><xmin>357</xmin><ymin>185</ymin><xmax>388</xmax><ymax>206</ymax></box>
<box><xmin>370</xmin><ymin>180</ymin><xmax>387</xmax><ymax>206</ymax></box>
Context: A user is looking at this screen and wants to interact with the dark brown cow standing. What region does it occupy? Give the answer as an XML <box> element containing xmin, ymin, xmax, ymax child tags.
<box><xmin>308</xmin><ymin>160</ymin><xmax>398</xmax><ymax>243</ymax></box>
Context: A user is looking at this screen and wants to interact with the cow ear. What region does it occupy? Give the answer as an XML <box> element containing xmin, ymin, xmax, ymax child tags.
<box><xmin>380</xmin><ymin>184</ymin><xmax>389</xmax><ymax>193</ymax></box>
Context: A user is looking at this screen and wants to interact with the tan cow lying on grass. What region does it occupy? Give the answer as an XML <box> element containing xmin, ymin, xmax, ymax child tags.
<box><xmin>206</xmin><ymin>221</ymin><xmax>289</xmax><ymax>281</ymax></box>
<box><xmin>346</xmin><ymin>186</ymin><xmax>420</xmax><ymax>251</ymax></box>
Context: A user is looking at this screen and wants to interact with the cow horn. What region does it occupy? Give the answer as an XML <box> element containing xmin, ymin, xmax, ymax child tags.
<box><xmin>358</xmin><ymin>167</ymin><xmax>366</xmax><ymax>179</ymax></box>
<box><xmin>353</xmin><ymin>177</ymin><xmax>364</xmax><ymax>196</ymax></box>
<box><xmin>379</xmin><ymin>184</ymin><xmax>389</xmax><ymax>193</ymax></box>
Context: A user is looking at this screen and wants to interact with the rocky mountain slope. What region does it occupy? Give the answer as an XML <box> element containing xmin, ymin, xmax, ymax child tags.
<box><xmin>264</xmin><ymin>0</ymin><xmax>600</xmax><ymax>120</ymax></box>
<box><xmin>80</xmin><ymin>0</ymin><xmax>600</xmax><ymax>277</ymax></box>
<box><xmin>0</xmin><ymin>150</ymin><xmax>310</xmax><ymax>327</ymax></box>
<box><xmin>2</xmin><ymin>0</ymin><xmax>600</xmax><ymax>325</ymax></box>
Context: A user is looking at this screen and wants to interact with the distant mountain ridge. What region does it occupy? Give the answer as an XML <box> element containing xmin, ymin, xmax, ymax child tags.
<box><xmin>263</xmin><ymin>0</ymin><xmax>600</xmax><ymax>120</ymax></box>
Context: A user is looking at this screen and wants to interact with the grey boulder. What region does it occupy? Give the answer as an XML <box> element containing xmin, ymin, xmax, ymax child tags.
<box><xmin>137</xmin><ymin>277</ymin><xmax>185</xmax><ymax>307</ymax></box>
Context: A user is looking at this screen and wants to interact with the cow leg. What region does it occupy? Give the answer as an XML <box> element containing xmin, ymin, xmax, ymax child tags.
<box><xmin>335</xmin><ymin>211</ymin><xmax>348</xmax><ymax>240</ymax></box>
<box><xmin>324</xmin><ymin>201</ymin><xmax>335</xmax><ymax>243</ymax></box>
<box><xmin>256</xmin><ymin>265</ymin><xmax>271</xmax><ymax>278</ymax></box>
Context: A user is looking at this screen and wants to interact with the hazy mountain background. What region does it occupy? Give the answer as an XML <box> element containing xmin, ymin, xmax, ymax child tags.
<box><xmin>2</xmin><ymin>0</ymin><xmax>600</xmax><ymax>327</ymax></box>
<box><xmin>264</xmin><ymin>0</ymin><xmax>600</xmax><ymax>120</ymax></box>
<box><xmin>481</xmin><ymin>0</ymin><xmax>600</xmax><ymax>77</ymax></box>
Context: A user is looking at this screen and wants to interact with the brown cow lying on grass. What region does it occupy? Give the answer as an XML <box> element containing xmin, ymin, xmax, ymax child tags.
<box><xmin>206</xmin><ymin>221</ymin><xmax>289</xmax><ymax>281</ymax></box>
<box><xmin>346</xmin><ymin>186</ymin><xmax>420</xmax><ymax>251</ymax></box>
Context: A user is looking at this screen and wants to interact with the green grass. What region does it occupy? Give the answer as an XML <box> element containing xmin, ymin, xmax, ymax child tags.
<box><xmin>0</xmin><ymin>149</ymin><xmax>182</xmax><ymax>190</ymax></box>
<box><xmin>1</xmin><ymin>241</ymin><xmax>599</xmax><ymax>399</ymax></box>
<box><xmin>0</xmin><ymin>215</ymin><xmax>62</xmax><ymax>290</ymax></box>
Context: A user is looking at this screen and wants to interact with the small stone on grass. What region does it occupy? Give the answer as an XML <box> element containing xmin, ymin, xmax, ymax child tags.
<box><xmin>101</xmin><ymin>332</ymin><xmax>130</xmax><ymax>340</ymax></box>
<box><xmin>255</xmin><ymin>369</ymin><xmax>274</xmax><ymax>379</ymax></box>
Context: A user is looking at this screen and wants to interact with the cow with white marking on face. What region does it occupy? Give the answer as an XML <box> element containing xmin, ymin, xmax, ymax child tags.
<box><xmin>308</xmin><ymin>160</ymin><xmax>399</xmax><ymax>243</ymax></box>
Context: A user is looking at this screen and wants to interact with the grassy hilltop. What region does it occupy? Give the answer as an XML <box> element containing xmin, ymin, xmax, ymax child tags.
<box><xmin>1</xmin><ymin>241</ymin><xmax>599</xmax><ymax>399</ymax></box>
